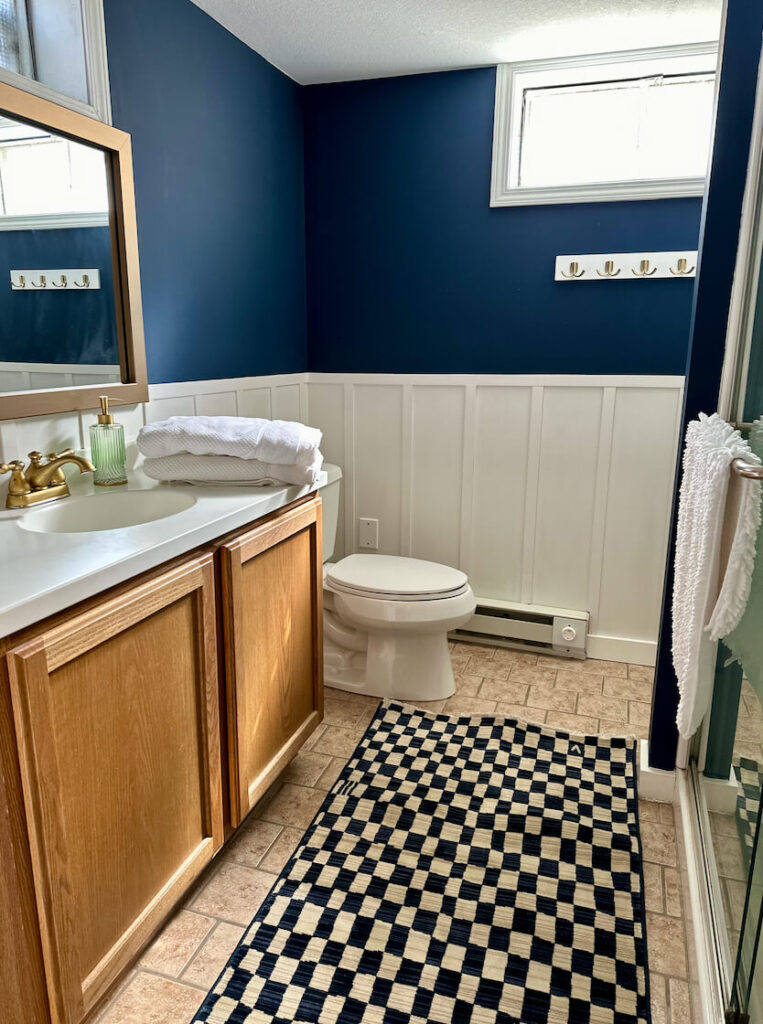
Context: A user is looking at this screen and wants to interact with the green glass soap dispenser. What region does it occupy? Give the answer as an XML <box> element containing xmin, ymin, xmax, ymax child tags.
<box><xmin>90</xmin><ymin>396</ymin><xmax>127</xmax><ymax>486</ymax></box>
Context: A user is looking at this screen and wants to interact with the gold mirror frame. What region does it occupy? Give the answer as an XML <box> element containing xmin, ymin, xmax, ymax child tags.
<box><xmin>0</xmin><ymin>81</ymin><xmax>148</xmax><ymax>420</ymax></box>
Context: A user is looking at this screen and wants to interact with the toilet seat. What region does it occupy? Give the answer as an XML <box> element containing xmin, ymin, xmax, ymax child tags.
<box><xmin>323</xmin><ymin>553</ymin><xmax>476</xmax><ymax>701</ymax></box>
<box><xmin>326</xmin><ymin>554</ymin><xmax>468</xmax><ymax>602</ymax></box>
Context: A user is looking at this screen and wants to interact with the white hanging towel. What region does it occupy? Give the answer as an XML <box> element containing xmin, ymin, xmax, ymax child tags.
<box><xmin>137</xmin><ymin>416</ymin><xmax>322</xmax><ymax>468</ymax></box>
<box><xmin>673</xmin><ymin>413</ymin><xmax>761</xmax><ymax>738</ymax></box>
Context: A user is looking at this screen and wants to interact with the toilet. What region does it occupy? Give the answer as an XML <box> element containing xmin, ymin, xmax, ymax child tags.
<box><xmin>319</xmin><ymin>465</ymin><xmax>476</xmax><ymax>700</ymax></box>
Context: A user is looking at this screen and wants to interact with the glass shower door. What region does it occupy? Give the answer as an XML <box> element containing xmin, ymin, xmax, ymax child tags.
<box><xmin>704</xmin><ymin>643</ymin><xmax>763</xmax><ymax>1021</ymax></box>
<box><xmin>702</xmin><ymin>178</ymin><xmax>763</xmax><ymax>1019</ymax></box>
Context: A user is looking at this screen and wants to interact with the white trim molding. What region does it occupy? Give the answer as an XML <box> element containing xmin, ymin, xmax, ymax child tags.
<box><xmin>638</xmin><ymin>739</ymin><xmax>678</xmax><ymax>801</ymax></box>
<box><xmin>81</xmin><ymin>0</ymin><xmax>113</xmax><ymax>125</ymax></box>
<box><xmin>490</xmin><ymin>42</ymin><xmax>718</xmax><ymax>208</ymax></box>
<box><xmin>0</xmin><ymin>211</ymin><xmax>109</xmax><ymax>232</ymax></box>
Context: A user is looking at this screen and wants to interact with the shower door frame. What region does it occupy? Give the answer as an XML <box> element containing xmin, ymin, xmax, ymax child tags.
<box><xmin>682</xmin><ymin>38</ymin><xmax>763</xmax><ymax>1023</ymax></box>
<box><xmin>683</xmin><ymin>761</ymin><xmax>736</xmax><ymax>1017</ymax></box>
<box><xmin>719</xmin><ymin>43</ymin><xmax>763</xmax><ymax>428</ymax></box>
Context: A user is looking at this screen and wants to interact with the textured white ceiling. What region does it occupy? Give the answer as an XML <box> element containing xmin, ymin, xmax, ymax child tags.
<box><xmin>189</xmin><ymin>0</ymin><xmax>723</xmax><ymax>85</ymax></box>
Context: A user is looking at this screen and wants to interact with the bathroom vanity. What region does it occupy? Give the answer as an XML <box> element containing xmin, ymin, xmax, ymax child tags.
<box><xmin>0</xmin><ymin>478</ymin><xmax>326</xmax><ymax>1024</ymax></box>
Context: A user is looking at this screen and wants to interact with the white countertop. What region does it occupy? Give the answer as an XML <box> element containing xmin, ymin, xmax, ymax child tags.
<box><xmin>0</xmin><ymin>461</ymin><xmax>333</xmax><ymax>639</ymax></box>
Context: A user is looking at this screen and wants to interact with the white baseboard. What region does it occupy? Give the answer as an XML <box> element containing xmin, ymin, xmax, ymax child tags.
<box><xmin>700</xmin><ymin>770</ymin><xmax>738</xmax><ymax>814</ymax></box>
<box><xmin>587</xmin><ymin>634</ymin><xmax>657</xmax><ymax>667</ymax></box>
<box><xmin>638</xmin><ymin>740</ymin><xmax>677</xmax><ymax>801</ymax></box>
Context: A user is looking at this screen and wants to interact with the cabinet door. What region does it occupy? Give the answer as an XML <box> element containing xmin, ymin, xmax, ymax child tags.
<box><xmin>6</xmin><ymin>553</ymin><xmax>224</xmax><ymax>1024</ymax></box>
<box><xmin>219</xmin><ymin>498</ymin><xmax>323</xmax><ymax>826</ymax></box>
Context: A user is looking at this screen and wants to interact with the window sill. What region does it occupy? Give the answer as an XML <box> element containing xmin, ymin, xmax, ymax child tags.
<box><xmin>0</xmin><ymin>212</ymin><xmax>110</xmax><ymax>232</ymax></box>
<box><xmin>490</xmin><ymin>176</ymin><xmax>706</xmax><ymax>208</ymax></box>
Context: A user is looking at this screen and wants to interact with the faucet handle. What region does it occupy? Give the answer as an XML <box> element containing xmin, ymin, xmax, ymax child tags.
<box><xmin>46</xmin><ymin>448</ymin><xmax>74</xmax><ymax>462</ymax></box>
<box><xmin>1</xmin><ymin>459</ymin><xmax>31</xmax><ymax>498</ymax></box>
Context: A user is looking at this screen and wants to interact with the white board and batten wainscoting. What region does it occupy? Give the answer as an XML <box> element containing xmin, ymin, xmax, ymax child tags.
<box><xmin>0</xmin><ymin>361</ymin><xmax>121</xmax><ymax>392</ymax></box>
<box><xmin>0</xmin><ymin>371</ymin><xmax>684</xmax><ymax>665</ymax></box>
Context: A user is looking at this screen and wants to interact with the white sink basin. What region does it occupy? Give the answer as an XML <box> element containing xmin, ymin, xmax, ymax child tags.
<box><xmin>19</xmin><ymin>489</ymin><xmax>197</xmax><ymax>534</ymax></box>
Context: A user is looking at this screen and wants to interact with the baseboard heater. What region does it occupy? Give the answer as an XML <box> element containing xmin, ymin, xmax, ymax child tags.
<box><xmin>451</xmin><ymin>598</ymin><xmax>590</xmax><ymax>659</ymax></box>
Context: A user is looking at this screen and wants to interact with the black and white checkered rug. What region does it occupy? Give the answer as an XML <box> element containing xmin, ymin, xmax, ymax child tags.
<box><xmin>734</xmin><ymin>755</ymin><xmax>762</xmax><ymax>871</ymax></box>
<box><xmin>195</xmin><ymin>701</ymin><xmax>650</xmax><ymax>1024</ymax></box>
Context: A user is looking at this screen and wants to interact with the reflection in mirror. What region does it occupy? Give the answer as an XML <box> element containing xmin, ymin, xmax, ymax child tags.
<box><xmin>0</xmin><ymin>113</ymin><xmax>121</xmax><ymax>393</ymax></box>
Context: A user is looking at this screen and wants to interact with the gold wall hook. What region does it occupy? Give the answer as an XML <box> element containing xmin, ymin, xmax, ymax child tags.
<box><xmin>560</xmin><ymin>261</ymin><xmax>584</xmax><ymax>279</ymax></box>
<box><xmin>30</xmin><ymin>274</ymin><xmax>46</xmax><ymax>288</ymax></box>
<box><xmin>51</xmin><ymin>274</ymin><xmax>67</xmax><ymax>288</ymax></box>
<box><xmin>669</xmin><ymin>257</ymin><xmax>695</xmax><ymax>276</ymax></box>
<box><xmin>632</xmin><ymin>259</ymin><xmax>657</xmax><ymax>278</ymax></box>
<box><xmin>596</xmin><ymin>260</ymin><xmax>621</xmax><ymax>278</ymax></box>
<box><xmin>74</xmin><ymin>273</ymin><xmax>91</xmax><ymax>288</ymax></box>
<box><xmin>14</xmin><ymin>274</ymin><xmax>25</xmax><ymax>289</ymax></box>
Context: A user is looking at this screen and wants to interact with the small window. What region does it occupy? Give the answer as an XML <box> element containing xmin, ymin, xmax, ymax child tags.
<box><xmin>0</xmin><ymin>116</ymin><xmax>109</xmax><ymax>226</ymax></box>
<box><xmin>0</xmin><ymin>0</ymin><xmax>32</xmax><ymax>78</ymax></box>
<box><xmin>0</xmin><ymin>0</ymin><xmax>111</xmax><ymax>123</ymax></box>
<box><xmin>491</xmin><ymin>44</ymin><xmax>718</xmax><ymax>206</ymax></box>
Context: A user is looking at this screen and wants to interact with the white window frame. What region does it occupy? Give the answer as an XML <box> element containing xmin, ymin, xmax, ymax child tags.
<box><xmin>490</xmin><ymin>42</ymin><xmax>719</xmax><ymax>208</ymax></box>
<box><xmin>0</xmin><ymin>0</ymin><xmax>111</xmax><ymax>124</ymax></box>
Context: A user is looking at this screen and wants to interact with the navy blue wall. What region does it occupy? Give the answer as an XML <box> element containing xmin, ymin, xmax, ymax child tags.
<box><xmin>303</xmin><ymin>67</ymin><xmax>702</xmax><ymax>374</ymax></box>
<box><xmin>99</xmin><ymin>4</ymin><xmax>705</xmax><ymax>382</ymax></box>
<box><xmin>0</xmin><ymin>227</ymin><xmax>117</xmax><ymax>364</ymax></box>
<box><xmin>649</xmin><ymin>0</ymin><xmax>763</xmax><ymax>770</ymax></box>
<box><xmin>103</xmin><ymin>0</ymin><xmax>307</xmax><ymax>383</ymax></box>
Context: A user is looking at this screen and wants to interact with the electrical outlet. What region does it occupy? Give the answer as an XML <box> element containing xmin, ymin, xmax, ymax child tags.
<box><xmin>359</xmin><ymin>517</ymin><xmax>379</xmax><ymax>549</ymax></box>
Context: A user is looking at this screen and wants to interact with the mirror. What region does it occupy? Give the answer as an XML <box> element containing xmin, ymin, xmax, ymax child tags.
<box><xmin>0</xmin><ymin>114</ymin><xmax>120</xmax><ymax>392</ymax></box>
<box><xmin>0</xmin><ymin>81</ymin><xmax>147</xmax><ymax>419</ymax></box>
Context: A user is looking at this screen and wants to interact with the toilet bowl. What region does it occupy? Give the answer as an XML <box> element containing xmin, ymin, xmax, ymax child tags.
<box><xmin>323</xmin><ymin>554</ymin><xmax>476</xmax><ymax>700</ymax></box>
<box><xmin>317</xmin><ymin>465</ymin><xmax>476</xmax><ymax>700</ymax></box>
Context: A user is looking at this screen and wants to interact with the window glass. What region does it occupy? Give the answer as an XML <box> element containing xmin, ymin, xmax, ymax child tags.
<box><xmin>0</xmin><ymin>0</ymin><xmax>30</xmax><ymax>77</ymax></box>
<box><xmin>0</xmin><ymin>118</ymin><xmax>109</xmax><ymax>217</ymax></box>
<box><xmin>518</xmin><ymin>73</ymin><xmax>715</xmax><ymax>189</ymax></box>
<box><xmin>0</xmin><ymin>0</ymin><xmax>96</xmax><ymax>114</ymax></box>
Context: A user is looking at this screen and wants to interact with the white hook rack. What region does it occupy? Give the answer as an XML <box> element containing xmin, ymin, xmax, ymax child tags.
<box><xmin>10</xmin><ymin>269</ymin><xmax>101</xmax><ymax>291</ymax></box>
<box><xmin>555</xmin><ymin>251</ymin><xmax>698</xmax><ymax>282</ymax></box>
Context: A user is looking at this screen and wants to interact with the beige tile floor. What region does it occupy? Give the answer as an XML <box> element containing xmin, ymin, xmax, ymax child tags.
<box><xmin>92</xmin><ymin>642</ymin><xmax>689</xmax><ymax>1024</ymax></box>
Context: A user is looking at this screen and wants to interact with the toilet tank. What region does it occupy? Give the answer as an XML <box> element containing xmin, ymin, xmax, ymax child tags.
<box><xmin>318</xmin><ymin>464</ymin><xmax>342</xmax><ymax>562</ymax></box>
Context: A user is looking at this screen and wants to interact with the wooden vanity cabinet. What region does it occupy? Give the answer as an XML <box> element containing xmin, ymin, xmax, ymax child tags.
<box><xmin>218</xmin><ymin>497</ymin><xmax>324</xmax><ymax>825</ymax></box>
<box><xmin>4</xmin><ymin>552</ymin><xmax>224</xmax><ymax>1024</ymax></box>
<box><xmin>0</xmin><ymin>494</ymin><xmax>324</xmax><ymax>1023</ymax></box>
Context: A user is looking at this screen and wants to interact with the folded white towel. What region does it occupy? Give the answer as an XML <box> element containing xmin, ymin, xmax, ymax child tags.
<box><xmin>138</xmin><ymin>416</ymin><xmax>322</xmax><ymax>468</ymax></box>
<box><xmin>142</xmin><ymin>451</ymin><xmax>323</xmax><ymax>487</ymax></box>
<box><xmin>673</xmin><ymin>413</ymin><xmax>761</xmax><ymax>738</ymax></box>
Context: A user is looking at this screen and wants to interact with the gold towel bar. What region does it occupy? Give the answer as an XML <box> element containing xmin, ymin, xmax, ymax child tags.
<box><xmin>732</xmin><ymin>458</ymin><xmax>763</xmax><ymax>480</ymax></box>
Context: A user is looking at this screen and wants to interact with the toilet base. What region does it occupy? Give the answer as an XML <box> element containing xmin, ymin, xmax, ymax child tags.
<box><xmin>324</xmin><ymin>631</ymin><xmax>456</xmax><ymax>702</ymax></box>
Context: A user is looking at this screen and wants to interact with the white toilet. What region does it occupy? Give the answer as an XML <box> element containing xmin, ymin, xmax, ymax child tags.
<box><xmin>319</xmin><ymin>465</ymin><xmax>476</xmax><ymax>700</ymax></box>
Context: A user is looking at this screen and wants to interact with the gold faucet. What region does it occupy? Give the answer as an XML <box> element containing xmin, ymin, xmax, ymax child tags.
<box><xmin>0</xmin><ymin>449</ymin><xmax>95</xmax><ymax>509</ymax></box>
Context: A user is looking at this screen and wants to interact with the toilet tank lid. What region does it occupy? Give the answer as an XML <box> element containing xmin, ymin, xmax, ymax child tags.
<box><xmin>327</xmin><ymin>554</ymin><xmax>467</xmax><ymax>597</ymax></box>
<box><xmin>320</xmin><ymin>463</ymin><xmax>342</xmax><ymax>485</ymax></box>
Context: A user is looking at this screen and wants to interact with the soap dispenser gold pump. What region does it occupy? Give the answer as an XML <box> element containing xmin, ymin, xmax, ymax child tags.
<box><xmin>89</xmin><ymin>396</ymin><xmax>127</xmax><ymax>486</ymax></box>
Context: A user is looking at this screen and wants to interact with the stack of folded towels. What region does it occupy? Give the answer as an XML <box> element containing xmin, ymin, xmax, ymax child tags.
<box><xmin>136</xmin><ymin>415</ymin><xmax>323</xmax><ymax>487</ymax></box>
